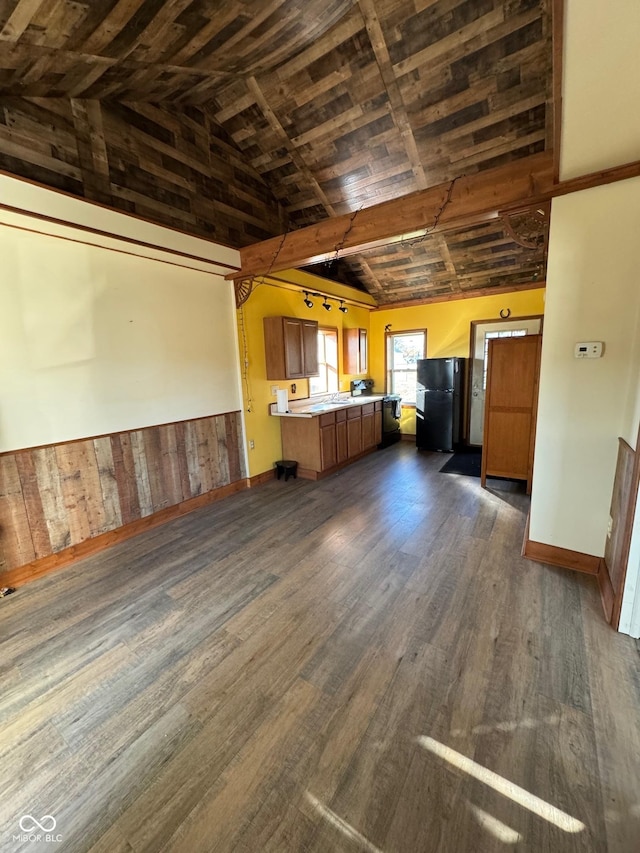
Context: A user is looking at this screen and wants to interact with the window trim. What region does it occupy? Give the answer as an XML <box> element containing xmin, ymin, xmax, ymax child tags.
<box><xmin>385</xmin><ymin>328</ymin><xmax>427</xmax><ymax>405</ymax></box>
<box><xmin>310</xmin><ymin>325</ymin><xmax>339</xmax><ymax>396</ymax></box>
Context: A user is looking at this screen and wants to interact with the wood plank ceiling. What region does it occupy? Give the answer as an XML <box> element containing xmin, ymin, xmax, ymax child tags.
<box><xmin>0</xmin><ymin>0</ymin><xmax>553</xmax><ymax>305</ymax></box>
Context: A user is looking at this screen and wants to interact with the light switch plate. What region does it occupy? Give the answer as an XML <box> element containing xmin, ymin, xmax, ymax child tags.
<box><xmin>574</xmin><ymin>341</ymin><xmax>604</xmax><ymax>359</ymax></box>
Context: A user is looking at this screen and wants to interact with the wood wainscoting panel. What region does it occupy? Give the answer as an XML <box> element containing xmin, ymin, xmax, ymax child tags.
<box><xmin>0</xmin><ymin>412</ymin><xmax>246</xmax><ymax>585</ymax></box>
<box><xmin>605</xmin><ymin>437</ymin><xmax>638</xmax><ymax>628</ymax></box>
<box><xmin>597</xmin><ymin>559</ymin><xmax>615</xmax><ymax>623</ymax></box>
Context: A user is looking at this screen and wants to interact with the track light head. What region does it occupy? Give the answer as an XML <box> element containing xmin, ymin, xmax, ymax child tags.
<box><xmin>322</xmin><ymin>299</ymin><xmax>332</xmax><ymax>311</ymax></box>
<box><xmin>303</xmin><ymin>291</ymin><xmax>314</xmax><ymax>308</ymax></box>
<box><xmin>338</xmin><ymin>301</ymin><xmax>348</xmax><ymax>313</ymax></box>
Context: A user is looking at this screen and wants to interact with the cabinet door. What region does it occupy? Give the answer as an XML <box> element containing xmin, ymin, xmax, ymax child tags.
<box><xmin>302</xmin><ymin>320</ymin><xmax>319</xmax><ymax>376</ymax></box>
<box><xmin>336</xmin><ymin>419</ymin><xmax>348</xmax><ymax>463</ymax></box>
<box><xmin>283</xmin><ymin>318</ymin><xmax>305</xmax><ymax>378</ymax></box>
<box><xmin>361</xmin><ymin>413</ymin><xmax>375</xmax><ymax>449</ymax></box>
<box><xmin>320</xmin><ymin>423</ymin><xmax>337</xmax><ymax>470</ymax></box>
<box><xmin>361</xmin><ymin>403</ymin><xmax>376</xmax><ymax>449</ymax></box>
<box><xmin>347</xmin><ymin>410</ymin><xmax>362</xmax><ymax>458</ymax></box>
<box><xmin>374</xmin><ymin>408</ymin><xmax>382</xmax><ymax>445</ymax></box>
<box><xmin>343</xmin><ymin>328</ymin><xmax>367</xmax><ymax>374</ymax></box>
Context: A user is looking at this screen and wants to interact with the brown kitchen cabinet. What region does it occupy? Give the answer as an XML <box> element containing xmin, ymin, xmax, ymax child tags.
<box><xmin>279</xmin><ymin>401</ymin><xmax>381</xmax><ymax>479</ymax></box>
<box><xmin>481</xmin><ymin>334</ymin><xmax>542</xmax><ymax>494</ymax></box>
<box><xmin>347</xmin><ymin>407</ymin><xmax>363</xmax><ymax>458</ymax></box>
<box><xmin>374</xmin><ymin>401</ymin><xmax>382</xmax><ymax>444</ymax></box>
<box><xmin>343</xmin><ymin>328</ymin><xmax>368</xmax><ymax>374</ymax></box>
<box><xmin>336</xmin><ymin>409</ymin><xmax>348</xmax><ymax>463</ymax></box>
<box><xmin>319</xmin><ymin>418</ymin><xmax>337</xmax><ymax>470</ymax></box>
<box><xmin>264</xmin><ymin>316</ymin><xmax>319</xmax><ymax>379</ymax></box>
<box><xmin>361</xmin><ymin>402</ymin><xmax>377</xmax><ymax>450</ymax></box>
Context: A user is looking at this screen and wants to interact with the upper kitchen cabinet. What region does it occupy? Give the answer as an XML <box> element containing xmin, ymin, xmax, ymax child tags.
<box><xmin>264</xmin><ymin>316</ymin><xmax>319</xmax><ymax>379</ymax></box>
<box><xmin>343</xmin><ymin>328</ymin><xmax>368</xmax><ymax>375</ymax></box>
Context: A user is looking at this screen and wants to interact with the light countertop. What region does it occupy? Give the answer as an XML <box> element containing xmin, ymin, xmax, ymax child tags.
<box><xmin>269</xmin><ymin>395</ymin><xmax>386</xmax><ymax>418</ymax></box>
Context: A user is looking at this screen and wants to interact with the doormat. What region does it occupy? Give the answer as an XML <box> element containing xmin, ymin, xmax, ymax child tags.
<box><xmin>439</xmin><ymin>451</ymin><xmax>482</xmax><ymax>477</ymax></box>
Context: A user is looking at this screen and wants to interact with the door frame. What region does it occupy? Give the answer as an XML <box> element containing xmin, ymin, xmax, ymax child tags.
<box><xmin>467</xmin><ymin>314</ymin><xmax>544</xmax><ymax>447</ymax></box>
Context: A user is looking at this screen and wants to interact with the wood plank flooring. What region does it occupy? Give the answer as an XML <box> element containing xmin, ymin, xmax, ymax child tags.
<box><xmin>1</xmin><ymin>443</ymin><xmax>639</xmax><ymax>853</ymax></box>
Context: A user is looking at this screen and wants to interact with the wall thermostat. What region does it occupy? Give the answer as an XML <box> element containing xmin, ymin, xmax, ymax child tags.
<box><xmin>574</xmin><ymin>341</ymin><xmax>604</xmax><ymax>359</ymax></box>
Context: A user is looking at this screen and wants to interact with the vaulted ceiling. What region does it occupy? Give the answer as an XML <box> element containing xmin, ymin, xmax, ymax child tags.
<box><xmin>0</xmin><ymin>0</ymin><xmax>553</xmax><ymax>304</ymax></box>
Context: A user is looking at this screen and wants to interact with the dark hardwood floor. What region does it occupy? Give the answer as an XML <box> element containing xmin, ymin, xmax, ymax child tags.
<box><xmin>1</xmin><ymin>443</ymin><xmax>639</xmax><ymax>852</ymax></box>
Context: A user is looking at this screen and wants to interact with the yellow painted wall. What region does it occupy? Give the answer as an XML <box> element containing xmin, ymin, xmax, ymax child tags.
<box><xmin>238</xmin><ymin>271</ymin><xmax>374</xmax><ymax>477</ymax></box>
<box><xmin>370</xmin><ymin>288</ymin><xmax>546</xmax><ymax>434</ymax></box>
<box><xmin>239</xmin><ymin>283</ymin><xmax>545</xmax><ymax>473</ymax></box>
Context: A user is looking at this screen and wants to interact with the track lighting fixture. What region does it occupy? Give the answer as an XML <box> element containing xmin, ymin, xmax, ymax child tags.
<box><xmin>301</xmin><ymin>291</ymin><xmax>350</xmax><ymax>312</ymax></box>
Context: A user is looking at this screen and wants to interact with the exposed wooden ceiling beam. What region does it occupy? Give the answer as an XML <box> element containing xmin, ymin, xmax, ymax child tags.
<box><xmin>227</xmin><ymin>151</ymin><xmax>555</xmax><ymax>280</ymax></box>
<box><xmin>227</xmin><ymin>154</ymin><xmax>640</xmax><ymax>282</ymax></box>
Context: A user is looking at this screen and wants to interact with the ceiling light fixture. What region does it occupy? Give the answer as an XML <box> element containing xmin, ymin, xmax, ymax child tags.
<box><xmin>338</xmin><ymin>300</ymin><xmax>348</xmax><ymax>313</ymax></box>
<box><xmin>322</xmin><ymin>298</ymin><xmax>332</xmax><ymax>311</ymax></box>
<box><xmin>303</xmin><ymin>291</ymin><xmax>314</xmax><ymax>308</ymax></box>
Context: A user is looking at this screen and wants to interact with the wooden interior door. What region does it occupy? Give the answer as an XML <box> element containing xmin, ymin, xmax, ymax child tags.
<box><xmin>481</xmin><ymin>335</ymin><xmax>542</xmax><ymax>494</ymax></box>
<box><xmin>469</xmin><ymin>317</ymin><xmax>542</xmax><ymax>445</ymax></box>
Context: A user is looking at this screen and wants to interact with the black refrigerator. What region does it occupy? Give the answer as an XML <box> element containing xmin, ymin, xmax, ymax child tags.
<box><xmin>416</xmin><ymin>358</ymin><xmax>466</xmax><ymax>451</ymax></box>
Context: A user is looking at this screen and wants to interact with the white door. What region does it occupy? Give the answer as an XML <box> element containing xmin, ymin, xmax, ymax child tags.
<box><xmin>469</xmin><ymin>318</ymin><xmax>542</xmax><ymax>445</ymax></box>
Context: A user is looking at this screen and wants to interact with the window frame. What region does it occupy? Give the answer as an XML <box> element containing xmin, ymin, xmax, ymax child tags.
<box><xmin>310</xmin><ymin>325</ymin><xmax>339</xmax><ymax>396</ymax></box>
<box><xmin>385</xmin><ymin>328</ymin><xmax>427</xmax><ymax>405</ymax></box>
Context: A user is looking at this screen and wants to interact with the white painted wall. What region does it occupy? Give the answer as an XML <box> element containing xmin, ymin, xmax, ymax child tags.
<box><xmin>530</xmin><ymin>178</ymin><xmax>640</xmax><ymax>555</ymax></box>
<box><xmin>0</xmin><ymin>185</ymin><xmax>243</xmax><ymax>453</ymax></box>
<box><xmin>560</xmin><ymin>0</ymin><xmax>640</xmax><ymax>180</ymax></box>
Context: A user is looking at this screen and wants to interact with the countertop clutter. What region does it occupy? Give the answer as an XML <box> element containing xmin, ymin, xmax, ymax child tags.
<box><xmin>269</xmin><ymin>394</ymin><xmax>386</xmax><ymax>418</ymax></box>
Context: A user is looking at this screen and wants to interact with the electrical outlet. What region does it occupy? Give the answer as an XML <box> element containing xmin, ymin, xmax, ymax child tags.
<box><xmin>291</xmin><ymin>383</ymin><xmax>297</xmax><ymax>393</ymax></box>
<box><xmin>271</xmin><ymin>385</ymin><xmax>279</xmax><ymax>396</ymax></box>
<box><xmin>249</xmin><ymin>440</ymin><xmax>255</xmax><ymax>450</ymax></box>
<box><xmin>607</xmin><ymin>515</ymin><xmax>613</xmax><ymax>537</ymax></box>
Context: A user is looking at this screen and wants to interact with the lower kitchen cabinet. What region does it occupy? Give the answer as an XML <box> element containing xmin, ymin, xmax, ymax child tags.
<box><xmin>361</xmin><ymin>402</ymin><xmax>376</xmax><ymax>450</ymax></box>
<box><xmin>347</xmin><ymin>408</ymin><xmax>363</xmax><ymax>458</ymax></box>
<box><xmin>320</xmin><ymin>420</ymin><xmax>337</xmax><ymax>470</ymax></box>
<box><xmin>336</xmin><ymin>410</ymin><xmax>348</xmax><ymax>463</ymax></box>
<box><xmin>279</xmin><ymin>402</ymin><xmax>382</xmax><ymax>479</ymax></box>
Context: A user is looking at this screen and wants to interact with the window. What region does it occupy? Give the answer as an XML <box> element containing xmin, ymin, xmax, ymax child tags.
<box><xmin>310</xmin><ymin>327</ymin><xmax>338</xmax><ymax>395</ymax></box>
<box><xmin>387</xmin><ymin>330</ymin><xmax>426</xmax><ymax>404</ymax></box>
<box><xmin>482</xmin><ymin>329</ymin><xmax>527</xmax><ymax>389</ymax></box>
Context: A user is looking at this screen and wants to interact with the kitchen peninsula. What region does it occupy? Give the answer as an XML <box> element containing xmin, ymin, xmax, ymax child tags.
<box><xmin>270</xmin><ymin>395</ymin><xmax>384</xmax><ymax>479</ymax></box>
